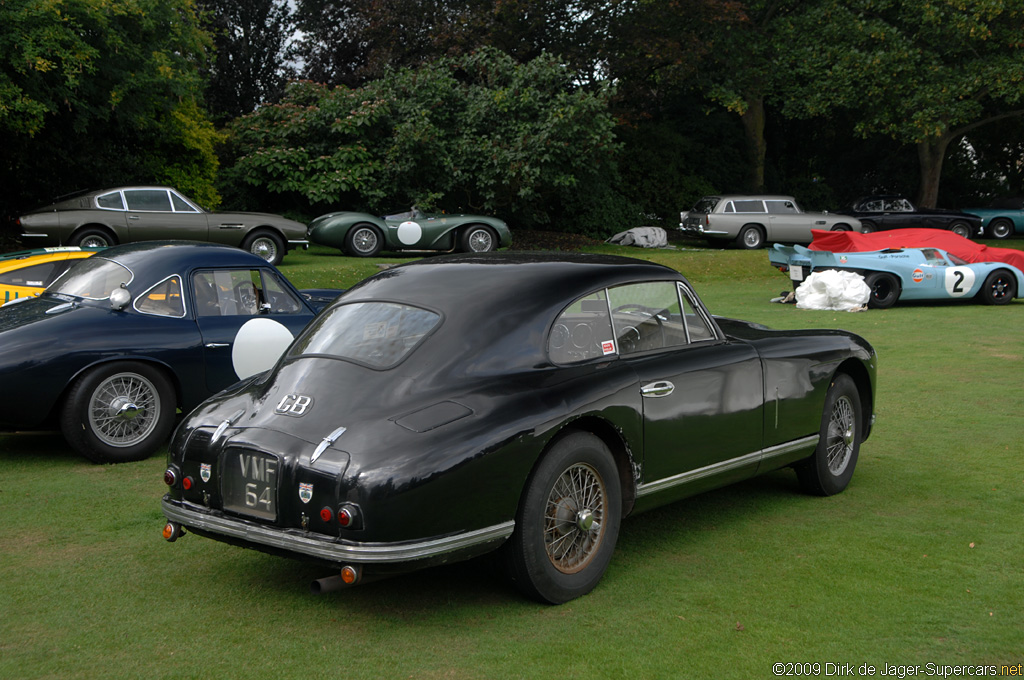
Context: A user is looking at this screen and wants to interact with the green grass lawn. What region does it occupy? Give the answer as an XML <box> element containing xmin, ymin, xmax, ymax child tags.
<box><xmin>2</xmin><ymin>240</ymin><xmax>1022</xmax><ymax>679</ymax></box>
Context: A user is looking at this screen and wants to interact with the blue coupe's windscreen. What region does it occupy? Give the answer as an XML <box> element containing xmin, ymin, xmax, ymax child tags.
<box><xmin>47</xmin><ymin>258</ymin><xmax>132</xmax><ymax>300</ymax></box>
<box><xmin>290</xmin><ymin>301</ymin><xmax>440</xmax><ymax>368</ymax></box>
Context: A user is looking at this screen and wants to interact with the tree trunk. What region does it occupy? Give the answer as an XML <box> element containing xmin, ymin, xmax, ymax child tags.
<box><xmin>916</xmin><ymin>134</ymin><xmax>953</xmax><ymax>208</ymax></box>
<box><xmin>740</xmin><ymin>95</ymin><xmax>766</xmax><ymax>193</ymax></box>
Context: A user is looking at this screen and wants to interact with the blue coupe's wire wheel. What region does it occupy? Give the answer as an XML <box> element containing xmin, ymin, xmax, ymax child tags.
<box><xmin>87</xmin><ymin>372</ymin><xmax>161</xmax><ymax>447</ymax></box>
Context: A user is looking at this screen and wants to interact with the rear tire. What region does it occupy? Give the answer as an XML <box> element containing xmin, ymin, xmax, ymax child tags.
<box><xmin>735</xmin><ymin>225</ymin><xmax>765</xmax><ymax>249</ymax></box>
<box><xmin>977</xmin><ymin>269</ymin><xmax>1016</xmax><ymax>305</ymax></box>
<box><xmin>859</xmin><ymin>222</ymin><xmax>876</xmax><ymax>234</ymax></box>
<box><xmin>502</xmin><ymin>431</ymin><xmax>621</xmax><ymax>604</ymax></box>
<box><xmin>864</xmin><ymin>271</ymin><xmax>900</xmax><ymax>309</ymax></box>
<box><xmin>60</xmin><ymin>362</ymin><xmax>176</xmax><ymax>463</ymax></box>
<box><xmin>460</xmin><ymin>225</ymin><xmax>498</xmax><ymax>253</ymax></box>
<box><xmin>796</xmin><ymin>374</ymin><xmax>861</xmax><ymax>496</ymax></box>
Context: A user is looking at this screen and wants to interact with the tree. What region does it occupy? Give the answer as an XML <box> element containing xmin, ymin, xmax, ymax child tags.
<box><xmin>775</xmin><ymin>0</ymin><xmax>1024</xmax><ymax>207</ymax></box>
<box><xmin>0</xmin><ymin>0</ymin><xmax>219</xmax><ymax>225</ymax></box>
<box><xmin>197</xmin><ymin>0</ymin><xmax>295</xmax><ymax>123</ymax></box>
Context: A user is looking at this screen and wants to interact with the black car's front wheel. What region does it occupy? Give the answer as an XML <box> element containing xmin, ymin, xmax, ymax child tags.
<box><xmin>949</xmin><ymin>221</ymin><xmax>972</xmax><ymax>239</ymax></box>
<box><xmin>796</xmin><ymin>374</ymin><xmax>861</xmax><ymax>496</ymax></box>
<box><xmin>859</xmin><ymin>221</ymin><xmax>876</xmax><ymax>234</ymax></box>
<box><xmin>60</xmin><ymin>362</ymin><xmax>177</xmax><ymax>463</ymax></box>
<box><xmin>503</xmin><ymin>431</ymin><xmax>621</xmax><ymax>604</ymax></box>
<box><xmin>345</xmin><ymin>224</ymin><xmax>383</xmax><ymax>257</ymax></box>
<box><xmin>242</xmin><ymin>230</ymin><xmax>285</xmax><ymax>265</ymax></box>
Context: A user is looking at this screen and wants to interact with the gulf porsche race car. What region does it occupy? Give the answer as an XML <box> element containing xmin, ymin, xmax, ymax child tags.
<box><xmin>161</xmin><ymin>252</ymin><xmax>876</xmax><ymax>603</ymax></box>
<box><xmin>307</xmin><ymin>208</ymin><xmax>511</xmax><ymax>256</ymax></box>
<box><xmin>770</xmin><ymin>243</ymin><xmax>1022</xmax><ymax>308</ymax></box>
<box><xmin>1</xmin><ymin>247</ymin><xmax>102</xmax><ymax>304</ymax></box>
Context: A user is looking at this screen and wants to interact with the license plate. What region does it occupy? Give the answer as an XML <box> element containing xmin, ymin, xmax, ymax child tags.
<box><xmin>222</xmin><ymin>449</ymin><xmax>279</xmax><ymax>521</ymax></box>
<box><xmin>789</xmin><ymin>265</ymin><xmax>805</xmax><ymax>282</ymax></box>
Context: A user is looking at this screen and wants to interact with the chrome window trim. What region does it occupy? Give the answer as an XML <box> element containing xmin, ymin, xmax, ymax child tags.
<box><xmin>134</xmin><ymin>274</ymin><xmax>187</xmax><ymax>318</ymax></box>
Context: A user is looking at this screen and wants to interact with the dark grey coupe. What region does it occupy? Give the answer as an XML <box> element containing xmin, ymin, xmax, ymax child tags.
<box><xmin>17</xmin><ymin>187</ymin><xmax>307</xmax><ymax>265</ymax></box>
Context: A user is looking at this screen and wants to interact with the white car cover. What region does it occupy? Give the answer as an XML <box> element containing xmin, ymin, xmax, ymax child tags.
<box><xmin>795</xmin><ymin>269</ymin><xmax>871</xmax><ymax>312</ymax></box>
<box><xmin>606</xmin><ymin>227</ymin><xmax>668</xmax><ymax>248</ymax></box>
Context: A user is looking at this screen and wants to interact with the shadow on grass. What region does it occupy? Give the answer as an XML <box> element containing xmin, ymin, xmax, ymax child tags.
<box><xmin>0</xmin><ymin>430</ymin><xmax>82</xmax><ymax>464</ymax></box>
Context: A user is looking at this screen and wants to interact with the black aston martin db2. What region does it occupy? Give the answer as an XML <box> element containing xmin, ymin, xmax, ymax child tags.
<box><xmin>161</xmin><ymin>253</ymin><xmax>877</xmax><ymax>603</ymax></box>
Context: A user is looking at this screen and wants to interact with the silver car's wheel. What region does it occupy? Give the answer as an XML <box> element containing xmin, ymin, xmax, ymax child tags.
<box><xmin>243</xmin><ymin>231</ymin><xmax>285</xmax><ymax>265</ymax></box>
<box><xmin>735</xmin><ymin>225</ymin><xmax>765</xmax><ymax>249</ymax></box>
<box><xmin>61</xmin><ymin>362</ymin><xmax>176</xmax><ymax>463</ymax></box>
<box><xmin>345</xmin><ymin>224</ymin><xmax>383</xmax><ymax>257</ymax></box>
<box><xmin>461</xmin><ymin>226</ymin><xmax>497</xmax><ymax>253</ymax></box>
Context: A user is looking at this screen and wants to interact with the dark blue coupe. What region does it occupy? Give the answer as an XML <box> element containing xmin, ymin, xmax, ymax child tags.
<box><xmin>0</xmin><ymin>242</ymin><xmax>340</xmax><ymax>463</ymax></box>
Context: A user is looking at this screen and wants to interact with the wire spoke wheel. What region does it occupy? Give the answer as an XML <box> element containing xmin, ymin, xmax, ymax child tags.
<box><xmin>825</xmin><ymin>395</ymin><xmax>855</xmax><ymax>476</ymax></box>
<box><xmin>87</xmin><ymin>372</ymin><xmax>161</xmax><ymax>447</ymax></box>
<box><xmin>544</xmin><ymin>462</ymin><xmax>607</xmax><ymax>574</ymax></box>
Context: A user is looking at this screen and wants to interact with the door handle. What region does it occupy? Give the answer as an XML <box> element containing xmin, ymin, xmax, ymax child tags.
<box><xmin>205</xmin><ymin>342</ymin><xmax>230</xmax><ymax>348</ymax></box>
<box><xmin>128</xmin><ymin>215</ymin><xmax>140</xmax><ymax>220</ymax></box>
<box><xmin>641</xmin><ymin>380</ymin><xmax>675</xmax><ymax>398</ymax></box>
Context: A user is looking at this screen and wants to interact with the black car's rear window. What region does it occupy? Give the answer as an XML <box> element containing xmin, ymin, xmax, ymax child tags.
<box><xmin>289</xmin><ymin>301</ymin><xmax>440</xmax><ymax>368</ymax></box>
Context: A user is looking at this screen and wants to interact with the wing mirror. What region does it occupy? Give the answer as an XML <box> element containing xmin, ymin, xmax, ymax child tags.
<box><xmin>109</xmin><ymin>285</ymin><xmax>132</xmax><ymax>311</ymax></box>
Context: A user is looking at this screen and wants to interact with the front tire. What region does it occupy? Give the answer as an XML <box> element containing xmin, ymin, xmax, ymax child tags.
<box><xmin>60</xmin><ymin>362</ymin><xmax>177</xmax><ymax>463</ymax></box>
<box><xmin>796</xmin><ymin>374</ymin><xmax>861</xmax><ymax>496</ymax></box>
<box><xmin>949</xmin><ymin>221</ymin><xmax>972</xmax><ymax>239</ymax></box>
<box><xmin>859</xmin><ymin>222</ymin><xmax>876</xmax><ymax>234</ymax></box>
<box><xmin>344</xmin><ymin>224</ymin><xmax>383</xmax><ymax>257</ymax></box>
<box><xmin>864</xmin><ymin>271</ymin><xmax>901</xmax><ymax>309</ymax></box>
<box><xmin>503</xmin><ymin>431</ymin><xmax>621</xmax><ymax>604</ymax></box>
<box><xmin>460</xmin><ymin>225</ymin><xmax>498</xmax><ymax>253</ymax></box>
<box><xmin>242</xmin><ymin>230</ymin><xmax>285</xmax><ymax>265</ymax></box>
<box><xmin>977</xmin><ymin>269</ymin><xmax>1017</xmax><ymax>305</ymax></box>
<box><xmin>988</xmin><ymin>218</ymin><xmax>1013</xmax><ymax>240</ymax></box>
<box><xmin>735</xmin><ymin>224</ymin><xmax>765</xmax><ymax>249</ymax></box>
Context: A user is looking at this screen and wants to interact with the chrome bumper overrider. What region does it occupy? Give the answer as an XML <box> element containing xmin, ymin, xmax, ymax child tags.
<box><xmin>162</xmin><ymin>497</ymin><xmax>514</xmax><ymax>564</ymax></box>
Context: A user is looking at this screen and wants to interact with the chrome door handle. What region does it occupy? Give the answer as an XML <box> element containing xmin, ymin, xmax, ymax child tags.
<box><xmin>205</xmin><ymin>342</ymin><xmax>230</xmax><ymax>348</ymax></box>
<box><xmin>641</xmin><ymin>380</ymin><xmax>675</xmax><ymax>398</ymax></box>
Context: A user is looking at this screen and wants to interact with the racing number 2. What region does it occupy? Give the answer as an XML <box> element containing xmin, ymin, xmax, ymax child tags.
<box><xmin>944</xmin><ymin>267</ymin><xmax>975</xmax><ymax>297</ymax></box>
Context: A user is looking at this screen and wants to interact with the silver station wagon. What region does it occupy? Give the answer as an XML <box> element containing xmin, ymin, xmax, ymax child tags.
<box><xmin>680</xmin><ymin>195</ymin><xmax>862</xmax><ymax>249</ymax></box>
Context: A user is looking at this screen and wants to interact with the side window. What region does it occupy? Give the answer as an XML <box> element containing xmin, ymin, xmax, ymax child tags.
<box><xmin>96</xmin><ymin>192</ymin><xmax>125</xmax><ymax>210</ymax></box>
<box><xmin>678</xmin><ymin>284</ymin><xmax>716</xmax><ymax>342</ymax></box>
<box><xmin>193</xmin><ymin>270</ymin><xmax>260</xmax><ymax>317</ymax></box>
<box><xmin>608</xmin><ymin>282</ymin><xmax>686</xmax><ymax>355</ymax></box>
<box><xmin>724</xmin><ymin>202</ymin><xmax>735</xmax><ymax>213</ymax></box>
<box><xmin>863</xmin><ymin>200</ymin><xmax>883</xmax><ymax>212</ymax></box>
<box><xmin>124</xmin><ymin>189</ymin><xmax>173</xmax><ymax>212</ymax></box>
<box><xmin>170</xmin><ymin>192</ymin><xmax>199</xmax><ymax>213</ymax></box>
<box><xmin>260</xmin><ymin>271</ymin><xmax>303</xmax><ymax>313</ymax></box>
<box><xmin>733</xmin><ymin>200</ymin><xmax>766</xmax><ymax>213</ymax></box>
<box><xmin>548</xmin><ymin>290</ymin><xmax>615</xmax><ymax>364</ymax></box>
<box><xmin>136</xmin><ymin>275</ymin><xmax>185</xmax><ymax>317</ymax></box>
<box><xmin>767</xmin><ymin>200</ymin><xmax>797</xmax><ymax>214</ymax></box>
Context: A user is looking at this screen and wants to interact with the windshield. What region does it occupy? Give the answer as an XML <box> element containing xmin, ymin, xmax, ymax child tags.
<box><xmin>289</xmin><ymin>301</ymin><xmax>440</xmax><ymax>369</ymax></box>
<box><xmin>46</xmin><ymin>257</ymin><xmax>132</xmax><ymax>300</ymax></box>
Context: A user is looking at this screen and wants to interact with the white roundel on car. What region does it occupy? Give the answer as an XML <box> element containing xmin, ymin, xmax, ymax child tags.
<box><xmin>232</xmin><ymin>318</ymin><xmax>294</xmax><ymax>379</ymax></box>
<box><xmin>397</xmin><ymin>221</ymin><xmax>422</xmax><ymax>245</ymax></box>
<box><xmin>944</xmin><ymin>267</ymin><xmax>976</xmax><ymax>297</ymax></box>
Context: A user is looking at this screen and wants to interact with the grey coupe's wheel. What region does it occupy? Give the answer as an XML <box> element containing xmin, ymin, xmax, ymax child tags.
<box><xmin>503</xmin><ymin>431</ymin><xmax>621</xmax><ymax>604</ymax></box>
<box><xmin>859</xmin><ymin>222</ymin><xmax>876</xmax><ymax>234</ymax></box>
<box><xmin>864</xmin><ymin>271</ymin><xmax>901</xmax><ymax>309</ymax></box>
<box><xmin>344</xmin><ymin>224</ymin><xmax>383</xmax><ymax>257</ymax></box>
<box><xmin>796</xmin><ymin>374</ymin><xmax>861</xmax><ymax>496</ymax></box>
<box><xmin>977</xmin><ymin>269</ymin><xmax>1016</xmax><ymax>305</ymax></box>
<box><xmin>460</xmin><ymin>225</ymin><xmax>498</xmax><ymax>253</ymax></box>
<box><xmin>70</xmin><ymin>228</ymin><xmax>115</xmax><ymax>248</ymax></box>
<box><xmin>988</xmin><ymin>219</ymin><xmax>1013</xmax><ymax>240</ymax></box>
<box><xmin>60</xmin><ymin>362</ymin><xmax>177</xmax><ymax>463</ymax></box>
<box><xmin>735</xmin><ymin>224</ymin><xmax>765</xmax><ymax>249</ymax></box>
<box><xmin>950</xmin><ymin>221</ymin><xmax>972</xmax><ymax>239</ymax></box>
<box><xmin>242</xmin><ymin>230</ymin><xmax>285</xmax><ymax>265</ymax></box>
<box><xmin>830</xmin><ymin>224</ymin><xmax>852</xmax><ymax>232</ymax></box>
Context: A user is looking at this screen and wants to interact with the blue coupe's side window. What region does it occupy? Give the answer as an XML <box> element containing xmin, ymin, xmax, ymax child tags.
<box><xmin>136</xmin><ymin>275</ymin><xmax>185</xmax><ymax>317</ymax></box>
<box><xmin>290</xmin><ymin>302</ymin><xmax>440</xmax><ymax>369</ymax></box>
<box><xmin>548</xmin><ymin>291</ymin><xmax>615</xmax><ymax>364</ymax></box>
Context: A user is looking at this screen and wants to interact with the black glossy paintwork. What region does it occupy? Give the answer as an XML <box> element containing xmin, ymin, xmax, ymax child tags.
<box><xmin>164</xmin><ymin>252</ymin><xmax>877</xmax><ymax>571</ymax></box>
<box><xmin>0</xmin><ymin>241</ymin><xmax>338</xmax><ymax>432</ymax></box>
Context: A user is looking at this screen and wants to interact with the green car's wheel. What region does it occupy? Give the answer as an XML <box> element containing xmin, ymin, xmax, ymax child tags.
<box><xmin>60</xmin><ymin>361</ymin><xmax>177</xmax><ymax>463</ymax></box>
<box><xmin>461</xmin><ymin>225</ymin><xmax>498</xmax><ymax>253</ymax></box>
<box><xmin>503</xmin><ymin>431</ymin><xmax>621</xmax><ymax>604</ymax></box>
<box><xmin>796</xmin><ymin>374</ymin><xmax>861</xmax><ymax>496</ymax></box>
<box><xmin>345</xmin><ymin>224</ymin><xmax>383</xmax><ymax>257</ymax></box>
<box><xmin>977</xmin><ymin>269</ymin><xmax>1016</xmax><ymax>305</ymax></box>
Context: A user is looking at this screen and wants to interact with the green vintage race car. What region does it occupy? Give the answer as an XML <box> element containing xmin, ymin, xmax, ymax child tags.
<box><xmin>307</xmin><ymin>208</ymin><xmax>512</xmax><ymax>257</ymax></box>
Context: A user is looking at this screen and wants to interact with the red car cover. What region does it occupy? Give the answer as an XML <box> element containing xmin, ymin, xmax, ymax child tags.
<box><xmin>808</xmin><ymin>228</ymin><xmax>1024</xmax><ymax>272</ymax></box>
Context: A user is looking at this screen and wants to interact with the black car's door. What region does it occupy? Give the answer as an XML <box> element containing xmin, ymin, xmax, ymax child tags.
<box><xmin>191</xmin><ymin>267</ymin><xmax>313</xmax><ymax>392</ymax></box>
<box><xmin>606</xmin><ymin>282</ymin><xmax>764</xmax><ymax>485</ymax></box>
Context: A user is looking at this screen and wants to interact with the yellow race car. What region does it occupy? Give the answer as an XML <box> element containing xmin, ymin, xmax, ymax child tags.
<box><xmin>0</xmin><ymin>247</ymin><xmax>102</xmax><ymax>304</ymax></box>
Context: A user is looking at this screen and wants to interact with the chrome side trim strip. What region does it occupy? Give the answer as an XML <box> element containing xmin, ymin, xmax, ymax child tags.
<box><xmin>636</xmin><ymin>435</ymin><xmax>818</xmax><ymax>498</ymax></box>
<box><xmin>162</xmin><ymin>497</ymin><xmax>514</xmax><ymax>563</ymax></box>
